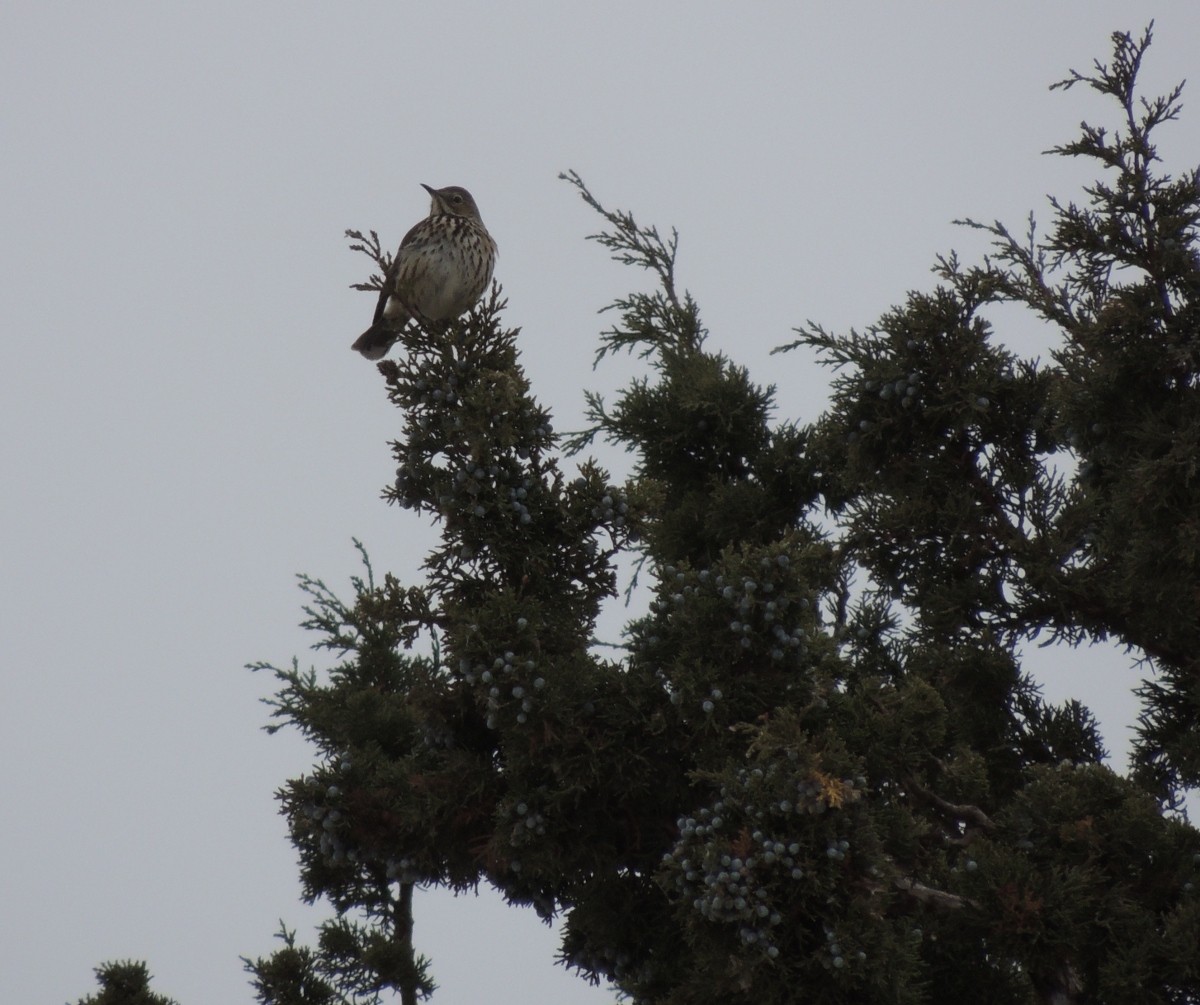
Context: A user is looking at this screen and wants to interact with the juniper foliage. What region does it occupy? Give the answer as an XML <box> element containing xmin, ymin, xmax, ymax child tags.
<box><xmin>73</xmin><ymin>962</ymin><xmax>179</xmax><ymax>1005</ymax></box>
<box><xmin>239</xmin><ymin>26</ymin><xmax>1200</xmax><ymax>1005</ymax></box>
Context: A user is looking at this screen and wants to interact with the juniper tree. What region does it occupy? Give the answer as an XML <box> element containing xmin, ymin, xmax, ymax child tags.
<box><xmin>72</xmin><ymin>961</ymin><xmax>179</xmax><ymax>1005</ymax></box>
<box><xmin>241</xmin><ymin>25</ymin><xmax>1200</xmax><ymax>1005</ymax></box>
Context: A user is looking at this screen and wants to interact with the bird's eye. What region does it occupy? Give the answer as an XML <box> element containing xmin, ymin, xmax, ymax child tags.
<box><xmin>451</xmin><ymin>194</ymin><xmax>463</xmax><ymax>203</ymax></box>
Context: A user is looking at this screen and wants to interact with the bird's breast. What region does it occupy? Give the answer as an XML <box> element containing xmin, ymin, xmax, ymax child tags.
<box><xmin>393</xmin><ymin>219</ymin><xmax>495</xmax><ymax>320</ymax></box>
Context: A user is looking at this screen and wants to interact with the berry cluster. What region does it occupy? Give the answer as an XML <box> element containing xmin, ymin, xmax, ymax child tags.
<box><xmin>643</xmin><ymin>551</ymin><xmax>818</xmax><ymax>716</ymax></box>
<box><xmin>395</xmin><ymin>452</ymin><xmax>545</xmax><ymax>526</ymax></box>
<box><xmin>296</xmin><ymin>758</ymin><xmax>438</xmax><ymax>885</ymax></box>
<box><xmin>819</xmin><ymin>924</ymin><xmax>868</xmax><ymax>972</ymax></box>
<box><xmin>389</xmin><ymin>347</ymin><xmax>555</xmax><ymax>521</ymax></box>
<box><xmin>845</xmin><ymin>369</ymin><xmax>926</xmax><ymax>443</ymax></box>
<box><xmin>298</xmin><ymin>763</ymin><xmax>360</xmax><ymax>869</ymax></box>
<box><xmin>870</xmin><ymin>371</ymin><xmax>923</xmax><ymax>406</ymax></box>
<box><xmin>661</xmin><ymin>762</ymin><xmax>865</xmax><ymax>962</ymax></box>
<box><xmin>506</xmin><ymin>799</ymin><xmax>548</xmax><ymax>847</ymax></box>
<box><xmin>589</xmin><ymin>487</ymin><xmax>629</xmax><ymax>528</ymax></box>
<box><xmin>401</xmin><ymin>359</ymin><xmax>553</xmax><ymax>450</ymax></box>
<box><xmin>458</xmin><ymin>647</ymin><xmax>544</xmax><ymax>729</ymax></box>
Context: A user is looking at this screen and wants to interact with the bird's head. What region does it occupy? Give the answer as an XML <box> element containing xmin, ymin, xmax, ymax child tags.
<box><xmin>423</xmin><ymin>183</ymin><xmax>483</xmax><ymax>222</ymax></box>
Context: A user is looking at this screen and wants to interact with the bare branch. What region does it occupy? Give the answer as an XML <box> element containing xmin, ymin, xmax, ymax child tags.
<box><xmin>893</xmin><ymin>876</ymin><xmax>978</xmax><ymax>911</ymax></box>
<box><xmin>907</xmin><ymin>777</ymin><xmax>996</xmax><ymax>832</ymax></box>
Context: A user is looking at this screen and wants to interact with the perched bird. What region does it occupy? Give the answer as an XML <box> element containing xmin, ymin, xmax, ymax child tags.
<box><xmin>352</xmin><ymin>184</ymin><xmax>497</xmax><ymax>360</ymax></box>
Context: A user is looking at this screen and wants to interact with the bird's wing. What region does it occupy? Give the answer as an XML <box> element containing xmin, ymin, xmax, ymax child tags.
<box><xmin>368</xmin><ymin>217</ymin><xmax>428</xmax><ymax>329</ymax></box>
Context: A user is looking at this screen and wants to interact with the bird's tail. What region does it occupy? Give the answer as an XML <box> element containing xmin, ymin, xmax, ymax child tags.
<box><xmin>351</xmin><ymin>325</ymin><xmax>394</xmax><ymax>360</ymax></box>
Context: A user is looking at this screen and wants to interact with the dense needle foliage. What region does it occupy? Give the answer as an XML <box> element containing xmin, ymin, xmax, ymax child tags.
<box><xmin>75</xmin><ymin>25</ymin><xmax>1200</xmax><ymax>1005</ymax></box>
<box><xmin>240</xmin><ymin>27</ymin><xmax>1200</xmax><ymax>1005</ymax></box>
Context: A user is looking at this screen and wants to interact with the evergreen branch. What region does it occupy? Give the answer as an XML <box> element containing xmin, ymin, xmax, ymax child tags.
<box><xmin>1049</xmin><ymin>23</ymin><xmax>1154</xmax><ymax>106</ymax></box>
<box><xmin>560</xmin><ymin>169</ymin><xmax>682</xmax><ymax>311</ymax></box>
<box><xmin>345</xmin><ymin>228</ymin><xmax>392</xmax><ymax>292</ymax></box>
<box><xmin>561</xmin><ymin>389</ymin><xmax>609</xmax><ymax>454</ymax></box>
<box><xmin>560</xmin><ymin>169</ymin><xmax>707</xmax><ymax>361</ymax></box>
<box><xmin>952</xmin><ymin>214</ymin><xmax>1080</xmax><ymax>329</ymax></box>
<box><xmin>241</xmin><ymin>27</ymin><xmax>1200</xmax><ymax>1005</ymax></box>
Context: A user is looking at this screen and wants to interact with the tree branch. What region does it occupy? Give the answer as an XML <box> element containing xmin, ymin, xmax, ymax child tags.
<box><xmin>907</xmin><ymin>776</ymin><xmax>996</xmax><ymax>832</ymax></box>
<box><xmin>893</xmin><ymin>876</ymin><xmax>978</xmax><ymax>911</ymax></box>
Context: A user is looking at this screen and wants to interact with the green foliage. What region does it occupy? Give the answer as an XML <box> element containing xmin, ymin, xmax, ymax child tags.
<box><xmin>73</xmin><ymin>962</ymin><xmax>179</xmax><ymax>1005</ymax></box>
<box><xmin>790</xmin><ymin>24</ymin><xmax>1200</xmax><ymax>801</ymax></box>
<box><xmin>243</xmin><ymin>24</ymin><xmax>1200</xmax><ymax>1005</ymax></box>
<box><xmin>241</xmin><ymin>926</ymin><xmax>343</xmax><ymax>1005</ymax></box>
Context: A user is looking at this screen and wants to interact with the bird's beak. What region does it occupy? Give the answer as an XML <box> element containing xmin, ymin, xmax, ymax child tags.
<box><xmin>420</xmin><ymin>183</ymin><xmax>436</xmax><ymax>197</ymax></box>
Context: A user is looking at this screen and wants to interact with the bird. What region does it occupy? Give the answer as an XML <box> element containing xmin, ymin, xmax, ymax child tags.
<box><xmin>351</xmin><ymin>184</ymin><xmax>498</xmax><ymax>360</ymax></box>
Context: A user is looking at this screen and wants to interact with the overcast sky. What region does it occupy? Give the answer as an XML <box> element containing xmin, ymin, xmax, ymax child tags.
<box><xmin>3</xmin><ymin>4</ymin><xmax>1198</xmax><ymax>1004</ymax></box>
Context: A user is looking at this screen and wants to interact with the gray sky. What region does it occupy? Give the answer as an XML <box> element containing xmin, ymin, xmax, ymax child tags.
<box><xmin>3</xmin><ymin>4</ymin><xmax>1198</xmax><ymax>1003</ymax></box>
